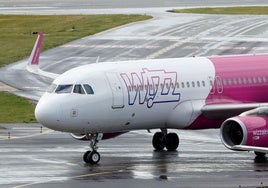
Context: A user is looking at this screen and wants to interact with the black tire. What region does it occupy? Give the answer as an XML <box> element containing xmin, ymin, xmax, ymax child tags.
<box><xmin>83</xmin><ymin>150</ymin><xmax>91</xmax><ymax>163</ymax></box>
<box><xmin>88</xmin><ymin>151</ymin><xmax>101</xmax><ymax>164</ymax></box>
<box><xmin>152</xmin><ymin>132</ymin><xmax>165</xmax><ymax>151</ymax></box>
<box><xmin>166</xmin><ymin>133</ymin><xmax>179</xmax><ymax>151</ymax></box>
<box><xmin>254</xmin><ymin>151</ymin><xmax>266</xmax><ymax>157</ymax></box>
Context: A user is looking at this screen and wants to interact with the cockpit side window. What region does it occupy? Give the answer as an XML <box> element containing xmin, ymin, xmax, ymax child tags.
<box><xmin>73</xmin><ymin>84</ymin><xmax>86</xmax><ymax>94</ymax></box>
<box><xmin>47</xmin><ymin>84</ymin><xmax>57</xmax><ymax>93</ymax></box>
<box><xmin>55</xmin><ymin>84</ymin><xmax>73</xmax><ymax>93</ymax></box>
<box><xmin>83</xmin><ymin>84</ymin><xmax>94</xmax><ymax>94</ymax></box>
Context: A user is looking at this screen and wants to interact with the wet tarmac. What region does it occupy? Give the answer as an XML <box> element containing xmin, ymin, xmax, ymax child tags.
<box><xmin>1</xmin><ymin>124</ymin><xmax>268</xmax><ymax>188</ymax></box>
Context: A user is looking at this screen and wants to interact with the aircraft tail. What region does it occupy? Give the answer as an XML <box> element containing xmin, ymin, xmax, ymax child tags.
<box><xmin>29</xmin><ymin>32</ymin><xmax>43</xmax><ymax>67</ymax></box>
<box><xmin>27</xmin><ymin>32</ymin><xmax>58</xmax><ymax>79</ymax></box>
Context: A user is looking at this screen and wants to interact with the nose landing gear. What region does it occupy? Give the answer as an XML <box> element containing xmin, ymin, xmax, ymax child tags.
<box><xmin>152</xmin><ymin>129</ymin><xmax>179</xmax><ymax>151</ymax></box>
<box><xmin>83</xmin><ymin>133</ymin><xmax>102</xmax><ymax>164</ymax></box>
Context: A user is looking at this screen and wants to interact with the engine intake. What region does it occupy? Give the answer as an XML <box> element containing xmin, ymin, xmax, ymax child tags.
<box><xmin>220</xmin><ymin>116</ymin><xmax>268</xmax><ymax>150</ymax></box>
<box><xmin>220</xmin><ymin>118</ymin><xmax>247</xmax><ymax>148</ymax></box>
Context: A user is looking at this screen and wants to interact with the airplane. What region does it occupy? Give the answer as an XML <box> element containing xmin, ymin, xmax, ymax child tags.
<box><xmin>28</xmin><ymin>32</ymin><xmax>268</xmax><ymax>164</ymax></box>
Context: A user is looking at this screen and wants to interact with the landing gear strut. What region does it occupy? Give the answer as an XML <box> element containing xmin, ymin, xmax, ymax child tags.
<box><xmin>152</xmin><ymin>129</ymin><xmax>179</xmax><ymax>151</ymax></box>
<box><xmin>83</xmin><ymin>133</ymin><xmax>102</xmax><ymax>164</ymax></box>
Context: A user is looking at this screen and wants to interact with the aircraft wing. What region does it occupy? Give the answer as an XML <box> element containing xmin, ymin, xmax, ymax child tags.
<box><xmin>201</xmin><ymin>102</ymin><xmax>268</xmax><ymax>119</ymax></box>
<box><xmin>232</xmin><ymin>145</ymin><xmax>268</xmax><ymax>153</ymax></box>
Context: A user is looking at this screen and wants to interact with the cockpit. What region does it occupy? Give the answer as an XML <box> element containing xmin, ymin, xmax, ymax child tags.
<box><xmin>47</xmin><ymin>84</ymin><xmax>94</xmax><ymax>95</ymax></box>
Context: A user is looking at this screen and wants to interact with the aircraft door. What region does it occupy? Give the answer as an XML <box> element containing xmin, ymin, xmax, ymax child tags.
<box><xmin>106</xmin><ymin>72</ymin><xmax>124</xmax><ymax>109</ymax></box>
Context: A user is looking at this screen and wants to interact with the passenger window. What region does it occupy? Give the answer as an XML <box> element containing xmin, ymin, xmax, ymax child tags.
<box><xmin>209</xmin><ymin>80</ymin><xmax>213</xmax><ymax>86</ymax></box>
<box><xmin>238</xmin><ymin>78</ymin><xmax>242</xmax><ymax>84</ymax></box>
<box><xmin>55</xmin><ymin>84</ymin><xmax>73</xmax><ymax>93</ymax></box>
<box><xmin>253</xmin><ymin>77</ymin><xmax>257</xmax><ymax>84</ymax></box>
<box><xmin>186</xmin><ymin>82</ymin><xmax>190</xmax><ymax>88</ymax></box>
<box><xmin>83</xmin><ymin>84</ymin><xmax>94</xmax><ymax>94</ymax></box>
<box><xmin>263</xmin><ymin>76</ymin><xmax>267</xmax><ymax>83</ymax></box>
<box><xmin>223</xmin><ymin>79</ymin><xmax>227</xmax><ymax>86</ymax></box>
<box><xmin>202</xmin><ymin>81</ymin><xmax>205</xmax><ymax>87</ymax></box>
<box><xmin>233</xmin><ymin>78</ymin><xmax>237</xmax><ymax>85</ymax></box>
<box><xmin>228</xmin><ymin>79</ymin><xmax>233</xmax><ymax>85</ymax></box>
<box><xmin>73</xmin><ymin>84</ymin><xmax>86</xmax><ymax>94</ymax></box>
<box><xmin>243</xmin><ymin>78</ymin><xmax>247</xmax><ymax>84</ymax></box>
<box><xmin>258</xmin><ymin>77</ymin><xmax>262</xmax><ymax>83</ymax></box>
<box><xmin>197</xmin><ymin>81</ymin><xmax>200</xmax><ymax>87</ymax></box>
<box><xmin>248</xmin><ymin>78</ymin><xmax>252</xmax><ymax>84</ymax></box>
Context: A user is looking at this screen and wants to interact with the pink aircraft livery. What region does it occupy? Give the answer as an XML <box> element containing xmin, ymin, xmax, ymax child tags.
<box><xmin>29</xmin><ymin>33</ymin><xmax>268</xmax><ymax>164</ymax></box>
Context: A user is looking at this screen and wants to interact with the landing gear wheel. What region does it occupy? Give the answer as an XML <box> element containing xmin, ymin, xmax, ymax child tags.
<box><xmin>254</xmin><ymin>151</ymin><xmax>266</xmax><ymax>157</ymax></box>
<box><xmin>89</xmin><ymin>151</ymin><xmax>101</xmax><ymax>164</ymax></box>
<box><xmin>152</xmin><ymin>132</ymin><xmax>165</xmax><ymax>151</ymax></box>
<box><xmin>83</xmin><ymin>133</ymin><xmax>102</xmax><ymax>164</ymax></box>
<box><xmin>166</xmin><ymin>133</ymin><xmax>179</xmax><ymax>151</ymax></box>
<box><xmin>83</xmin><ymin>151</ymin><xmax>91</xmax><ymax>163</ymax></box>
<box><xmin>83</xmin><ymin>150</ymin><xmax>101</xmax><ymax>164</ymax></box>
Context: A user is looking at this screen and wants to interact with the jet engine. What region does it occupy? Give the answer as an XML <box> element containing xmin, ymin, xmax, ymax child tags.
<box><xmin>220</xmin><ymin>110</ymin><xmax>268</xmax><ymax>150</ymax></box>
<box><xmin>70</xmin><ymin>132</ymin><xmax>125</xmax><ymax>141</ymax></box>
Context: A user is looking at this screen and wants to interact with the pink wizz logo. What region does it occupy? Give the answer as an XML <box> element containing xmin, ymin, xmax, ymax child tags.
<box><xmin>120</xmin><ymin>68</ymin><xmax>180</xmax><ymax>108</ymax></box>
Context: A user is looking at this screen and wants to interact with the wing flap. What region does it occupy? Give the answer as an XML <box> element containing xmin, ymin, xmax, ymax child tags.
<box><xmin>201</xmin><ymin>103</ymin><xmax>268</xmax><ymax>119</ymax></box>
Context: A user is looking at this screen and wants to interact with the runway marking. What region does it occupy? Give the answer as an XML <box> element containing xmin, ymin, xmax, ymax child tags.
<box><xmin>202</xmin><ymin>36</ymin><xmax>268</xmax><ymax>42</ymax></box>
<box><xmin>0</xmin><ymin>129</ymin><xmax>54</xmax><ymax>140</ymax></box>
<box><xmin>61</xmin><ymin>44</ymin><xmax>159</xmax><ymax>49</ymax></box>
<box><xmin>145</xmin><ymin>37</ymin><xmax>196</xmax><ymax>59</ymax></box>
<box><xmin>184</xmin><ymin>46</ymin><xmax>268</xmax><ymax>51</ymax></box>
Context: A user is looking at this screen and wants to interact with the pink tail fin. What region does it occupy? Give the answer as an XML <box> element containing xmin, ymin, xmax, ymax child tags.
<box><xmin>27</xmin><ymin>32</ymin><xmax>59</xmax><ymax>79</ymax></box>
<box><xmin>28</xmin><ymin>32</ymin><xmax>43</xmax><ymax>66</ymax></box>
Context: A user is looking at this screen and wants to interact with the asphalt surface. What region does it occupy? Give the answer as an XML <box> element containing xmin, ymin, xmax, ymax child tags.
<box><xmin>1</xmin><ymin>124</ymin><xmax>268</xmax><ymax>188</ymax></box>
<box><xmin>0</xmin><ymin>1</ymin><xmax>268</xmax><ymax>188</ymax></box>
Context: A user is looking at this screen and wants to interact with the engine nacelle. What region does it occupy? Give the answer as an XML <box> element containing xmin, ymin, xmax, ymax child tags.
<box><xmin>220</xmin><ymin>116</ymin><xmax>268</xmax><ymax>150</ymax></box>
<box><xmin>70</xmin><ymin>132</ymin><xmax>125</xmax><ymax>141</ymax></box>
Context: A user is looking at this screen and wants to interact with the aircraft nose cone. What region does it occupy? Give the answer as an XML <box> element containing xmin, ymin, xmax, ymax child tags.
<box><xmin>35</xmin><ymin>95</ymin><xmax>60</xmax><ymax>130</ymax></box>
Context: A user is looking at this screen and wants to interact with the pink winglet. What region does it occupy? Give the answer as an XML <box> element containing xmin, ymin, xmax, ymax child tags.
<box><xmin>28</xmin><ymin>32</ymin><xmax>43</xmax><ymax>66</ymax></box>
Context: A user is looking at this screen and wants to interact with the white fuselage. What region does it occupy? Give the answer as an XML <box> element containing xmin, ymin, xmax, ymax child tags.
<box><xmin>35</xmin><ymin>57</ymin><xmax>215</xmax><ymax>133</ymax></box>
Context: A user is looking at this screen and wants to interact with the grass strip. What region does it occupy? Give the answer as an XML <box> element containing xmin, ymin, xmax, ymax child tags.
<box><xmin>0</xmin><ymin>92</ymin><xmax>36</xmax><ymax>123</ymax></box>
<box><xmin>170</xmin><ymin>6</ymin><xmax>268</xmax><ymax>15</ymax></box>
<box><xmin>0</xmin><ymin>14</ymin><xmax>152</xmax><ymax>67</ymax></box>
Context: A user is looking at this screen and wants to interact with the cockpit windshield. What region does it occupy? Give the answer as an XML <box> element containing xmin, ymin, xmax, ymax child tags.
<box><xmin>47</xmin><ymin>83</ymin><xmax>94</xmax><ymax>95</ymax></box>
<box><xmin>83</xmin><ymin>84</ymin><xmax>94</xmax><ymax>94</ymax></box>
<box><xmin>55</xmin><ymin>84</ymin><xmax>73</xmax><ymax>93</ymax></box>
<box><xmin>73</xmin><ymin>84</ymin><xmax>94</xmax><ymax>94</ymax></box>
<box><xmin>73</xmin><ymin>84</ymin><xmax>86</xmax><ymax>94</ymax></box>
